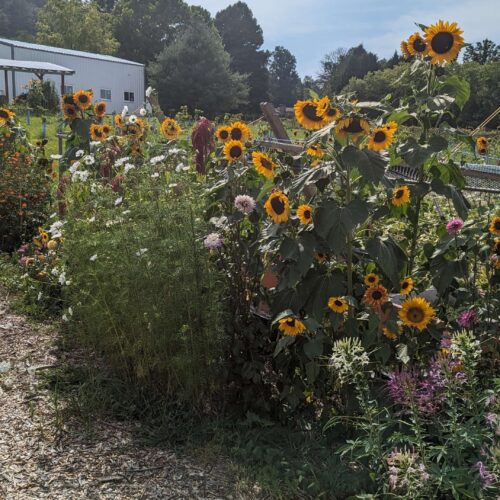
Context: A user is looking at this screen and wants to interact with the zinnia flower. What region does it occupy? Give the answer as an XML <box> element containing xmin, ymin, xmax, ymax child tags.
<box><xmin>234</xmin><ymin>195</ymin><xmax>256</xmax><ymax>214</ymax></box>
<box><xmin>203</xmin><ymin>233</ymin><xmax>223</xmax><ymax>249</ymax></box>
<box><xmin>457</xmin><ymin>309</ymin><xmax>476</xmax><ymax>328</ymax></box>
<box><xmin>446</xmin><ymin>218</ymin><xmax>464</xmax><ymax>235</ymax></box>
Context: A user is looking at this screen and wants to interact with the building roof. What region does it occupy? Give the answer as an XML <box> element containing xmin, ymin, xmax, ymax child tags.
<box><xmin>0</xmin><ymin>58</ymin><xmax>75</xmax><ymax>75</ymax></box>
<box><xmin>0</xmin><ymin>37</ymin><xmax>144</xmax><ymax>67</ymax></box>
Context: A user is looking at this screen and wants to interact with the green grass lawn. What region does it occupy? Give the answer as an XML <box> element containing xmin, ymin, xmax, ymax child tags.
<box><xmin>18</xmin><ymin>112</ymin><xmax>62</xmax><ymax>157</ymax></box>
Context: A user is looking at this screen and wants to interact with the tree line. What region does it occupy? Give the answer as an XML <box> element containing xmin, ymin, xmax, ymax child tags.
<box><xmin>0</xmin><ymin>0</ymin><xmax>498</xmax><ymax>123</ymax></box>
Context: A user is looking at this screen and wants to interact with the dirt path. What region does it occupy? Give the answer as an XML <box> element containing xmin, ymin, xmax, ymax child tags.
<box><xmin>0</xmin><ymin>289</ymin><xmax>242</xmax><ymax>499</ymax></box>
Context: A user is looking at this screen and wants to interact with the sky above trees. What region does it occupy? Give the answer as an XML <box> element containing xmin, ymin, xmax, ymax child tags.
<box><xmin>187</xmin><ymin>0</ymin><xmax>500</xmax><ymax>77</ymax></box>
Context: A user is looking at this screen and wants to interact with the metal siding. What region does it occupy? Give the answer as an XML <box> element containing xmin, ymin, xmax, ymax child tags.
<box><xmin>0</xmin><ymin>45</ymin><xmax>144</xmax><ymax>113</ymax></box>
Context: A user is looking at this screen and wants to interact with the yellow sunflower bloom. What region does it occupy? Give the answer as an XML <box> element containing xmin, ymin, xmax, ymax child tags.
<box><xmin>363</xmin><ymin>284</ymin><xmax>389</xmax><ymax>307</ymax></box>
<box><xmin>89</xmin><ymin>124</ymin><xmax>105</xmax><ymax>142</ymax></box>
<box><xmin>216</xmin><ymin>126</ymin><xmax>231</xmax><ymax>142</ymax></box>
<box><xmin>364</xmin><ymin>273</ymin><xmax>380</xmax><ymax>286</ymax></box>
<box><xmin>252</xmin><ymin>151</ymin><xmax>276</xmax><ymax>178</ymax></box>
<box><xmin>0</xmin><ymin>107</ymin><xmax>15</xmax><ymax>126</ymax></box>
<box><xmin>400</xmin><ymin>277</ymin><xmax>414</xmax><ymax>295</ymax></box>
<box><xmin>391</xmin><ymin>185</ymin><xmax>411</xmax><ymax>206</ymax></box>
<box><xmin>425</xmin><ymin>20</ymin><xmax>464</xmax><ymax>64</ymax></box>
<box><xmin>400</xmin><ymin>41</ymin><xmax>411</xmax><ymax>58</ymax></box>
<box><xmin>367</xmin><ymin>126</ymin><xmax>395</xmax><ymax>151</ymax></box>
<box><xmin>315</xmin><ymin>96</ymin><xmax>331</xmax><ymax>117</ymax></box>
<box><xmin>94</xmin><ymin>101</ymin><xmax>107</xmax><ymax>118</ymax></box>
<box><xmin>229</xmin><ymin>121</ymin><xmax>251</xmax><ymax>142</ymax></box>
<box><xmin>61</xmin><ymin>94</ymin><xmax>75</xmax><ymax>106</ymax></box>
<box><xmin>294</xmin><ymin>99</ymin><xmax>325</xmax><ymax>130</ymax></box>
<box><xmin>41</xmin><ymin>232</ymin><xmax>49</xmax><ymax>243</ymax></box>
<box><xmin>385</xmin><ymin>121</ymin><xmax>398</xmax><ymax>132</ymax></box>
<box><xmin>62</xmin><ymin>104</ymin><xmax>78</xmax><ymax>121</ymax></box>
<box><xmin>383</xmin><ymin>324</ymin><xmax>403</xmax><ymax>340</ymax></box>
<box><xmin>73</xmin><ymin>89</ymin><xmax>93</xmax><ymax>110</ymax></box>
<box><xmin>160</xmin><ymin>117</ymin><xmax>182</xmax><ymax>140</ymax></box>
<box><xmin>489</xmin><ymin>216</ymin><xmax>500</xmax><ymax>236</ymax></box>
<box><xmin>306</xmin><ymin>144</ymin><xmax>324</xmax><ymax>158</ymax></box>
<box><xmin>101</xmin><ymin>124</ymin><xmax>111</xmax><ymax>136</ymax></box>
<box><xmin>114</xmin><ymin>114</ymin><xmax>123</xmax><ymax>128</ymax></box>
<box><xmin>335</xmin><ymin>117</ymin><xmax>370</xmax><ymax>141</ymax></box>
<box><xmin>278</xmin><ymin>316</ymin><xmax>306</xmax><ymax>336</ymax></box>
<box><xmin>328</xmin><ymin>296</ymin><xmax>348</xmax><ymax>313</ymax></box>
<box><xmin>399</xmin><ymin>297</ymin><xmax>435</xmax><ymax>331</ymax></box>
<box><xmin>224</xmin><ymin>140</ymin><xmax>245</xmax><ymax>163</ymax></box>
<box><xmin>407</xmin><ymin>32</ymin><xmax>428</xmax><ymax>56</ymax></box>
<box><xmin>321</xmin><ymin>106</ymin><xmax>342</xmax><ymax>125</ymax></box>
<box><xmin>297</xmin><ymin>204</ymin><xmax>313</xmax><ymax>224</ymax></box>
<box><xmin>264</xmin><ymin>191</ymin><xmax>289</xmax><ymax>224</ymax></box>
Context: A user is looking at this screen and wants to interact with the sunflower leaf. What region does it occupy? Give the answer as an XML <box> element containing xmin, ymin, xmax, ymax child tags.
<box><xmin>438</xmin><ymin>75</ymin><xmax>471</xmax><ymax>110</ymax></box>
<box><xmin>342</xmin><ymin>146</ymin><xmax>387</xmax><ymax>183</ymax></box>
<box><xmin>366</xmin><ymin>236</ymin><xmax>406</xmax><ymax>287</ymax></box>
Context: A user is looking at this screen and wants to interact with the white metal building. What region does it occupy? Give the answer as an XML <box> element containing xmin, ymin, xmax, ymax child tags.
<box><xmin>0</xmin><ymin>37</ymin><xmax>144</xmax><ymax>113</ymax></box>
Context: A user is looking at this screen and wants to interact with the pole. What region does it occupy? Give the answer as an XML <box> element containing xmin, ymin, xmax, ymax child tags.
<box><xmin>4</xmin><ymin>70</ymin><xmax>8</xmax><ymax>102</ymax></box>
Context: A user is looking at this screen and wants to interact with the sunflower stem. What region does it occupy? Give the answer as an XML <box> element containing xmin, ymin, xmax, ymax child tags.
<box><xmin>346</xmin><ymin>161</ymin><xmax>354</xmax><ymax>303</ymax></box>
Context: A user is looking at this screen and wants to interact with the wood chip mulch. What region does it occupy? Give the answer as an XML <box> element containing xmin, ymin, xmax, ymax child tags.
<box><xmin>0</xmin><ymin>289</ymin><xmax>254</xmax><ymax>499</ymax></box>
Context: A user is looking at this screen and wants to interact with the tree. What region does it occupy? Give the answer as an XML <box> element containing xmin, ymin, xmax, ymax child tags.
<box><xmin>215</xmin><ymin>2</ymin><xmax>269</xmax><ymax>113</ymax></box>
<box><xmin>112</xmin><ymin>0</ymin><xmax>190</xmax><ymax>64</ymax></box>
<box><xmin>148</xmin><ymin>20</ymin><xmax>249</xmax><ymax>117</ymax></box>
<box><xmin>463</xmin><ymin>39</ymin><xmax>500</xmax><ymax>64</ymax></box>
<box><xmin>384</xmin><ymin>50</ymin><xmax>403</xmax><ymax>69</ymax></box>
<box><xmin>92</xmin><ymin>0</ymin><xmax>116</xmax><ymax>12</ymax></box>
<box><xmin>37</xmin><ymin>0</ymin><xmax>119</xmax><ymax>54</ymax></box>
<box><xmin>319</xmin><ymin>44</ymin><xmax>380</xmax><ymax>94</ymax></box>
<box><xmin>268</xmin><ymin>46</ymin><xmax>301</xmax><ymax>106</ymax></box>
<box><xmin>0</xmin><ymin>0</ymin><xmax>45</xmax><ymax>41</ymax></box>
<box><xmin>301</xmin><ymin>75</ymin><xmax>321</xmax><ymax>99</ymax></box>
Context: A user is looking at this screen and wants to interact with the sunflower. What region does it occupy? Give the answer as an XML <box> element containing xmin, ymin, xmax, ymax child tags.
<box><xmin>321</xmin><ymin>105</ymin><xmax>342</xmax><ymax>125</ymax></box>
<box><xmin>407</xmin><ymin>32</ymin><xmax>428</xmax><ymax>56</ymax></box>
<box><xmin>476</xmin><ymin>136</ymin><xmax>488</xmax><ymax>147</ymax></box>
<box><xmin>278</xmin><ymin>316</ymin><xmax>306</xmax><ymax>336</ymax></box>
<box><xmin>0</xmin><ymin>107</ymin><xmax>15</xmax><ymax>126</ymax></box>
<box><xmin>160</xmin><ymin>117</ymin><xmax>182</xmax><ymax>140</ymax></box>
<box><xmin>399</xmin><ymin>297</ymin><xmax>435</xmax><ymax>331</ymax></box>
<box><xmin>61</xmin><ymin>93</ymin><xmax>75</xmax><ymax>106</ymax></box>
<box><xmin>492</xmin><ymin>239</ymin><xmax>500</xmax><ymax>269</ymax></box>
<box><xmin>94</xmin><ymin>101</ymin><xmax>107</xmax><ymax>118</ymax></box>
<box><xmin>424</xmin><ymin>20</ymin><xmax>464</xmax><ymax>64</ymax></box>
<box><xmin>90</xmin><ymin>124</ymin><xmax>105</xmax><ymax>142</ymax></box>
<box><xmin>335</xmin><ymin>117</ymin><xmax>370</xmax><ymax>141</ymax></box>
<box><xmin>383</xmin><ymin>324</ymin><xmax>403</xmax><ymax>340</ymax></box>
<box><xmin>224</xmin><ymin>140</ymin><xmax>245</xmax><ymax>163</ymax></box>
<box><xmin>114</xmin><ymin>114</ymin><xmax>123</xmax><ymax>128</ymax></box>
<box><xmin>489</xmin><ymin>216</ymin><xmax>500</xmax><ymax>236</ymax></box>
<box><xmin>229</xmin><ymin>121</ymin><xmax>251</xmax><ymax>142</ymax></box>
<box><xmin>400</xmin><ymin>277</ymin><xmax>414</xmax><ymax>295</ymax></box>
<box><xmin>41</xmin><ymin>231</ymin><xmax>49</xmax><ymax>243</ymax></box>
<box><xmin>216</xmin><ymin>126</ymin><xmax>231</xmax><ymax>142</ymax></box>
<box><xmin>306</xmin><ymin>144</ymin><xmax>324</xmax><ymax>158</ymax></box>
<box><xmin>364</xmin><ymin>273</ymin><xmax>380</xmax><ymax>286</ymax></box>
<box><xmin>101</xmin><ymin>124</ymin><xmax>111</xmax><ymax>136</ymax></box>
<box><xmin>62</xmin><ymin>104</ymin><xmax>78</xmax><ymax>121</ymax></box>
<box><xmin>315</xmin><ymin>96</ymin><xmax>331</xmax><ymax>116</ymax></box>
<box><xmin>328</xmin><ymin>296</ymin><xmax>348</xmax><ymax>314</ymax></box>
<box><xmin>385</xmin><ymin>121</ymin><xmax>398</xmax><ymax>132</ymax></box>
<box><xmin>251</xmin><ymin>151</ymin><xmax>275</xmax><ymax>178</ymax></box>
<box><xmin>264</xmin><ymin>191</ymin><xmax>289</xmax><ymax>224</ymax></box>
<box><xmin>400</xmin><ymin>41</ymin><xmax>411</xmax><ymax>58</ymax></box>
<box><xmin>391</xmin><ymin>185</ymin><xmax>411</xmax><ymax>206</ymax></box>
<box><xmin>363</xmin><ymin>284</ymin><xmax>389</xmax><ymax>307</ymax></box>
<box><xmin>73</xmin><ymin>90</ymin><xmax>93</xmax><ymax>110</ymax></box>
<box><xmin>367</xmin><ymin>126</ymin><xmax>395</xmax><ymax>151</ymax></box>
<box><xmin>315</xmin><ymin>252</ymin><xmax>328</xmax><ymax>263</ymax></box>
<box><xmin>297</xmin><ymin>204</ymin><xmax>313</xmax><ymax>224</ymax></box>
<box><xmin>294</xmin><ymin>99</ymin><xmax>325</xmax><ymax>130</ymax></box>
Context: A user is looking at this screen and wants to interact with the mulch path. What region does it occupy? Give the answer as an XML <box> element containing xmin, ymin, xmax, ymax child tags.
<box><xmin>0</xmin><ymin>289</ymin><xmax>250</xmax><ymax>499</ymax></box>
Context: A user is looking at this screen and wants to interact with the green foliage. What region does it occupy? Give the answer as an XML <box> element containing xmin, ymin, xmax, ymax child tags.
<box><xmin>0</xmin><ymin>0</ymin><xmax>44</xmax><ymax>41</ymax></box>
<box><xmin>149</xmin><ymin>19</ymin><xmax>249</xmax><ymax>117</ymax></box>
<box><xmin>23</xmin><ymin>79</ymin><xmax>60</xmax><ymax>114</ymax></box>
<box><xmin>36</xmin><ymin>0</ymin><xmax>119</xmax><ymax>54</ymax></box>
<box><xmin>463</xmin><ymin>39</ymin><xmax>500</xmax><ymax>64</ymax></box>
<box><xmin>269</xmin><ymin>46</ymin><xmax>301</xmax><ymax>106</ymax></box>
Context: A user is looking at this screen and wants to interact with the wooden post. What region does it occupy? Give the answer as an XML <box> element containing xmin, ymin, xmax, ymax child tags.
<box><xmin>260</xmin><ymin>102</ymin><xmax>290</xmax><ymax>141</ymax></box>
<box><xmin>61</xmin><ymin>74</ymin><xmax>65</xmax><ymax>97</ymax></box>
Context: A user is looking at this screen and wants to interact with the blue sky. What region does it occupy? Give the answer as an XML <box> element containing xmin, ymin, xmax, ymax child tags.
<box><xmin>187</xmin><ymin>0</ymin><xmax>500</xmax><ymax>77</ymax></box>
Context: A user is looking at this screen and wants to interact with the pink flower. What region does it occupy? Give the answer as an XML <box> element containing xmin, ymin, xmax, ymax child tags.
<box><xmin>234</xmin><ymin>195</ymin><xmax>256</xmax><ymax>214</ymax></box>
<box><xmin>446</xmin><ymin>218</ymin><xmax>464</xmax><ymax>235</ymax></box>
<box><xmin>457</xmin><ymin>309</ymin><xmax>476</xmax><ymax>328</ymax></box>
<box><xmin>203</xmin><ymin>233</ymin><xmax>223</xmax><ymax>249</ymax></box>
<box><xmin>18</xmin><ymin>257</ymin><xmax>28</xmax><ymax>267</ymax></box>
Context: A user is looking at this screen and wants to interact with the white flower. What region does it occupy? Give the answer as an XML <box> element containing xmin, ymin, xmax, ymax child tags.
<box><xmin>175</xmin><ymin>163</ymin><xmax>185</xmax><ymax>172</ymax></box>
<box><xmin>48</xmin><ymin>220</ymin><xmax>65</xmax><ymax>238</ymax></box>
<box><xmin>69</xmin><ymin>161</ymin><xmax>81</xmax><ymax>174</ymax></box>
<box><xmin>136</xmin><ymin>248</ymin><xmax>148</xmax><ymax>257</ymax></box>
<box><xmin>146</xmin><ymin>86</ymin><xmax>153</xmax><ymax>98</ymax></box>
<box><xmin>168</xmin><ymin>183</ymin><xmax>178</xmax><ymax>189</ymax></box>
<box><xmin>150</xmin><ymin>155</ymin><xmax>165</xmax><ymax>165</ymax></box>
<box><xmin>84</xmin><ymin>155</ymin><xmax>95</xmax><ymax>166</ymax></box>
<box><xmin>88</xmin><ymin>216</ymin><xmax>96</xmax><ymax>223</ymax></box>
<box><xmin>203</xmin><ymin>233</ymin><xmax>223</xmax><ymax>249</ymax></box>
<box><xmin>122</xmin><ymin>210</ymin><xmax>131</xmax><ymax>215</ymax></box>
<box><xmin>115</xmin><ymin>156</ymin><xmax>130</xmax><ymax>167</ymax></box>
<box><xmin>90</xmin><ymin>254</ymin><xmax>98</xmax><ymax>262</ymax></box>
<box><xmin>68</xmin><ymin>307</ymin><xmax>73</xmax><ymax>316</ymax></box>
<box><xmin>62</xmin><ymin>314</ymin><xmax>69</xmax><ymax>322</ymax></box>
<box><xmin>58</xmin><ymin>272</ymin><xmax>67</xmax><ymax>285</ymax></box>
<box><xmin>151</xmin><ymin>172</ymin><xmax>160</xmax><ymax>178</ymax></box>
<box><xmin>128</xmin><ymin>114</ymin><xmax>138</xmax><ymax>124</ymax></box>
<box><xmin>72</xmin><ymin>170</ymin><xmax>90</xmax><ymax>182</ymax></box>
<box><xmin>50</xmin><ymin>154</ymin><xmax>62</xmax><ymax>160</ymax></box>
<box><xmin>75</xmin><ymin>149</ymin><xmax>84</xmax><ymax>158</ymax></box>
<box><xmin>121</xmin><ymin>106</ymin><xmax>128</xmax><ymax>118</ymax></box>
<box><xmin>89</xmin><ymin>141</ymin><xmax>101</xmax><ymax>148</ymax></box>
<box><xmin>123</xmin><ymin>163</ymin><xmax>135</xmax><ymax>174</ymax></box>
<box><xmin>139</xmin><ymin>108</ymin><xmax>147</xmax><ymax>116</ymax></box>
<box><xmin>114</xmin><ymin>197</ymin><xmax>123</xmax><ymax>206</ymax></box>
<box><xmin>37</xmin><ymin>292</ymin><xmax>42</xmax><ymax>301</ymax></box>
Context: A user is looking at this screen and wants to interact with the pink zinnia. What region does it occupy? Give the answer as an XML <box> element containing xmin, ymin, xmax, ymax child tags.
<box><xmin>234</xmin><ymin>195</ymin><xmax>256</xmax><ymax>214</ymax></box>
<box><xmin>446</xmin><ymin>218</ymin><xmax>464</xmax><ymax>235</ymax></box>
<box><xmin>457</xmin><ymin>309</ymin><xmax>477</xmax><ymax>328</ymax></box>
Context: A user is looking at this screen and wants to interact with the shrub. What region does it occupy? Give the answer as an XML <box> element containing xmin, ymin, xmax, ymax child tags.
<box><xmin>21</xmin><ymin>79</ymin><xmax>60</xmax><ymax>114</ymax></box>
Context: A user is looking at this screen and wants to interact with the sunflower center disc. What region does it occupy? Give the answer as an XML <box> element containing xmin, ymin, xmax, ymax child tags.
<box><xmin>432</xmin><ymin>32</ymin><xmax>454</xmax><ymax>54</ymax></box>
<box><xmin>231</xmin><ymin>128</ymin><xmax>242</xmax><ymax>140</ymax></box>
<box><xmin>220</xmin><ymin>130</ymin><xmax>228</xmax><ymax>139</ymax></box>
<box><xmin>344</xmin><ymin>120</ymin><xmax>364</xmax><ymax>133</ymax></box>
<box><xmin>261</xmin><ymin>158</ymin><xmax>272</xmax><ymax>169</ymax></box>
<box><xmin>335</xmin><ymin>300</ymin><xmax>343</xmax><ymax>307</ymax></box>
<box><xmin>408</xmin><ymin>308</ymin><xmax>424</xmax><ymax>322</ymax></box>
<box><xmin>372</xmin><ymin>291</ymin><xmax>383</xmax><ymax>300</ymax></box>
<box><xmin>286</xmin><ymin>319</ymin><xmax>295</xmax><ymax>326</ymax></box>
<box><xmin>0</xmin><ymin>110</ymin><xmax>8</xmax><ymax>119</ymax></box>
<box><xmin>413</xmin><ymin>38</ymin><xmax>427</xmax><ymax>52</ymax></box>
<box><xmin>304</xmin><ymin>210</ymin><xmax>311</xmax><ymax>219</ymax></box>
<box><xmin>495</xmin><ymin>221</ymin><xmax>500</xmax><ymax>230</ymax></box>
<box><xmin>396</xmin><ymin>189</ymin><xmax>404</xmax><ymax>198</ymax></box>
<box><xmin>270</xmin><ymin>196</ymin><xmax>285</xmax><ymax>215</ymax></box>
<box><xmin>302</xmin><ymin>104</ymin><xmax>323</xmax><ymax>122</ymax></box>
<box><xmin>374</xmin><ymin>131</ymin><xmax>386</xmax><ymax>143</ymax></box>
<box><xmin>229</xmin><ymin>146</ymin><xmax>241</xmax><ymax>158</ymax></box>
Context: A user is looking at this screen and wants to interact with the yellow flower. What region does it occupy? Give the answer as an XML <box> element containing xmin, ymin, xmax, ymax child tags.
<box><xmin>73</xmin><ymin>89</ymin><xmax>93</xmax><ymax>110</ymax></box>
<box><xmin>41</xmin><ymin>232</ymin><xmax>49</xmax><ymax>243</ymax></box>
<box><xmin>0</xmin><ymin>107</ymin><xmax>15</xmax><ymax>126</ymax></box>
<box><xmin>400</xmin><ymin>277</ymin><xmax>414</xmax><ymax>295</ymax></box>
<box><xmin>399</xmin><ymin>297</ymin><xmax>435</xmax><ymax>331</ymax></box>
<box><xmin>367</xmin><ymin>126</ymin><xmax>395</xmax><ymax>151</ymax></box>
<box><xmin>114</xmin><ymin>114</ymin><xmax>123</xmax><ymax>128</ymax></box>
<box><xmin>383</xmin><ymin>325</ymin><xmax>402</xmax><ymax>340</ymax></box>
<box><xmin>224</xmin><ymin>140</ymin><xmax>245</xmax><ymax>163</ymax></box>
<box><xmin>425</xmin><ymin>20</ymin><xmax>464</xmax><ymax>64</ymax></box>
<box><xmin>385</xmin><ymin>121</ymin><xmax>398</xmax><ymax>132</ymax></box>
<box><xmin>264</xmin><ymin>191</ymin><xmax>289</xmax><ymax>224</ymax></box>
<box><xmin>306</xmin><ymin>144</ymin><xmax>324</xmax><ymax>158</ymax></box>
<box><xmin>90</xmin><ymin>124</ymin><xmax>105</xmax><ymax>142</ymax></box>
<box><xmin>160</xmin><ymin>117</ymin><xmax>182</xmax><ymax>140</ymax></box>
<box><xmin>407</xmin><ymin>32</ymin><xmax>428</xmax><ymax>56</ymax></box>
<box><xmin>278</xmin><ymin>316</ymin><xmax>306</xmax><ymax>336</ymax></box>
<box><xmin>294</xmin><ymin>99</ymin><xmax>325</xmax><ymax>130</ymax></box>
<box><xmin>94</xmin><ymin>101</ymin><xmax>107</xmax><ymax>118</ymax></box>
<box><xmin>391</xmin><ymin>185</ymin><xmax>410</xmax><ymax>206</ymax></box>
<box><xmin>252</xmin><ymin>151</ymin><xmax>276</xmax><ymax>178</ymax></box>
<box><xmin>228</xmin><ymin>121</ymin><xmax>251</xmax><ymax>142</ymax></box>
<box><xmin>47</xmin><ymin>240</ymin><xmax>58</xmax><ymax>251</ymax></box>
<box><xmin>364</xmin><ymin>273</ymin><xmax>380</xmax><ymax>286</ymax></box>
<box><xmin>400</xmin><ymin>41</ymin><xmax>411</xmax><ymax>58</ymax></box>
<box><xmin>296</xmin><ymin>204</ymin><xmax>313</xmax><ymax>224</ymax></box>
<box><xmin>489</xmin><ymin>216</ymin><xmax>500</xmax><ymax>236</ymax></box>
<box><xmin>335</xmin><ymin>117</ymin><xmax>370</xmax><ymax>141</ymax></box>
<box><xmin>63</xmin><ymin>104</ymin><xmax>78</xmax><ymax>121</ymax></box>
<box><xmin>328</xmin><ymin>296</ymin><xmax>348</xmax><ymax>313</ymax></box>
<box><xmin>216</xmin><ymin>126</ymin><xmax>231</xmax><ymax>142</ymax></box>
<box><xmin>363</xmin><ymin>285</ymin><xmax>389</xmax><ymax>307</ymax></box>
<box><xmin>101</xmin><ymin>124</ymin><xmax>111</xmax><ymax>136</ymax></box>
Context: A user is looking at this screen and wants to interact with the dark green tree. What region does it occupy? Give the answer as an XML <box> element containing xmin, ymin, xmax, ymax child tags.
<box><xmin>0</xmin><ymin>0</ymin><xmax>45</xmax><ymax>41</ymax></box>
<box><xmin>384</xmin><ymin>50</ymin><xmax>403</xmax><ymax>69</ymax></box>
<box><xmin>148</xmin><ymin>19</ymin><xmax>249</xmax><ymax>117</ymax></box>
<box><xmin>463</xmin><ymin>39</ymin><xmax>500</xmax><ymax>64</ymax></box>
<box><xmin>268</xmin><ymin>46</ymin><xmax>301</xmax><ymax>106</ymax></box>
<box><xmin>215</xmin><ymin>2</ymin><xmax>269</xmax><ymax>113</ymax></box>
<box><xmin>113</xmin><ymin>0</ymin><xmax>190</xmax><ymax>63</ymax></box>
<box><xmin>92</xmin><ymin>0</ymin><xmax>116</xmax><ymax>12</ymax></box>
<box><xmin>319</xmin><ymin>44</ymin><xmax>380</xmax><ymax>94</ymax></box>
